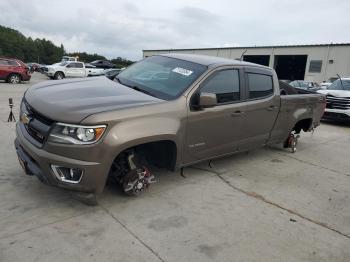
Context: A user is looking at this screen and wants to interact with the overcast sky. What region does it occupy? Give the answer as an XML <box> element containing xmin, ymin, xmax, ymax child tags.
<box><xmin>0</xmin><ymin>0</ymin><xmax>349</xmax><ymax>60</ymax></box>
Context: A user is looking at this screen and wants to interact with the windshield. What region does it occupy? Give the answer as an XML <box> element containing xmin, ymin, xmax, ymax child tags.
<box><xmin>59</xmin><ymin>61</ymin><xmax>68</xmax><ymax>66</ymax></box>
<box><xmin>116</xmin><ymin>56</ymin><xmax>207</xmax><ymax>100</ymax></box>
<box><xmin>327</xmin><ymin>79</ymin><xmax>350</xmax><ymax>91</ymax></box>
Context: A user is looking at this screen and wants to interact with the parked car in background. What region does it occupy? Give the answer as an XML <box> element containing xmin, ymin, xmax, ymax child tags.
<box><xmin>26</xmin><ymin>62</ymin><xmax>41</xmax><ymax>73</ymax></box>
<box><xmin>279</xmin><ymin>79</ymin><xmax>291</xmax><ymax>84</ymax></box>
<box><xmin>46</xmin><ymin>61</ymin><xmax>104</xmax><ymax>79</ymax></box>
<box><xmin>104</xmin><ymin>68</ymin><xmax>122</xmax><ymax>80</ymax></box>
<box><xmin>90</xmin><ymin>60</ymin><xmax>115</xmax><ymax>69</ymax></box>
<box><xmin>0</xmin><ymin>57</ymin><xmax>31</xmax><ymax>84</ymax></box>
<box><xmin>320</xmin><ymin>77</ymin><xmax>338</xmax><ymax>89</ymax></box>
<box><xmin>85</xmin><ymin>63</ymin><xmax>105</xmax><ymax>76</ymax></box>
<box><xmin>42</xmin><ymin>56</ymin><xmax>79</xmax><ymax>74</ymax></box>
<box><xmin>290</xmin><ymin>80</ymin><xmax>321</xmax><ymax>91</ymax></box>
<box><xmin>317</xmin><ymin>78</ymin><xmax>350</xmax><ymax>122</ymax></box>
<box><xmin>279</xmin><ymin>80</ymin><xmax>319</xmax><ymax>95</ymax></box>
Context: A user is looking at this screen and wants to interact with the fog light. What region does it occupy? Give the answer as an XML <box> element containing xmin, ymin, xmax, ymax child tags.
<box><xmin>51</xmin><ymin>165</ymin><xmax>83</xmax><ymax>184</ymax></box>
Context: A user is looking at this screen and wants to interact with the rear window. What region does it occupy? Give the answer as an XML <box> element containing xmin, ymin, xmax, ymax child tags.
<box><xmin>247</xmin><ymin>73</ymin><xmax>274</xmax><ymax>99</ymax></box>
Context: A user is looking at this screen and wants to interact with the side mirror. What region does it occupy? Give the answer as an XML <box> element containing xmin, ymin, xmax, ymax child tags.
<box><xmin>198</xmin><ymin>92</ymin><xmax>217</xmax><ymax>108</ymax></box>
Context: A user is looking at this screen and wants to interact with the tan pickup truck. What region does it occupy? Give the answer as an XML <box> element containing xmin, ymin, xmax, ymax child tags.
<box><xmin>15</xmin><ymin>54</ymin><xmax>326</xmax><ymax>203</ymax></box>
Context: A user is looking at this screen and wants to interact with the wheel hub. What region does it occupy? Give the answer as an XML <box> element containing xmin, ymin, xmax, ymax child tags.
<box><xmin>10</xmin><ymin>75</ymin><xmax>19</xmax><ymax>83</ymax></box>
<box><xmin>122</xmin><ymin>167</ymin><xmax>155</xmax><ymax>196</ymax></box>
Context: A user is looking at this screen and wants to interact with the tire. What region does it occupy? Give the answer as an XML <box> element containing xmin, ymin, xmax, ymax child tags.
<box><xmin>7</xmin><ymin>74</ymin><xmax>21</xmax><ymax>84</ymax></box>
<box><xmin>54</xmin><ymin>72</ymin><xmax>64</xmax><ymax>80</ymax></box>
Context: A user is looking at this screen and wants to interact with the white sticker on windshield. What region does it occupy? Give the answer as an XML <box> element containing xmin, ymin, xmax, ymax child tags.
<box><xmin>172</xmin><ymin>67</ymin><xmax>193</xmax><ymax>76</ymax></box>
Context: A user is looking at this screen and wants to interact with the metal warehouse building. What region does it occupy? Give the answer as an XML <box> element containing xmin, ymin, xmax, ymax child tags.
<box><xmin>143</xmin><ymin>43</ymin><xmax>350</xmax><ymax>83</ymax></box>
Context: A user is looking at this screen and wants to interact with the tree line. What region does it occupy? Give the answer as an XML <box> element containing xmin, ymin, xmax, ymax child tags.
<box><xmin>0</xmin><ymin>25</ymin><xmax>133</xmax><ymax>67</ymax></box>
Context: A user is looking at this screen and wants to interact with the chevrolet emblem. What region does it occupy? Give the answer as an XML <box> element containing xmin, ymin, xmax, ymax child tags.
<box><xmin>21</xmin><ymin>113</ymin><xmax>31</xmax><ymax>125</ymax></box>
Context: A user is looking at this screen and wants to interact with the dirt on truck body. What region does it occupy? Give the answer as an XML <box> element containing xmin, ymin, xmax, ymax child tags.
<box><xmin>15</xmin><ymin>53</ymin><xmax>326</xmax><ymax>204</ymax></box>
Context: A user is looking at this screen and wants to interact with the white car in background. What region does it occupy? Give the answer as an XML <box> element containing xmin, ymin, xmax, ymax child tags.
<box><xmin>289</xmin><ymin>80</ymin><xmax>321</xmax><ymax>91</ymax></box>
<box><xmin>320</xmin><ymin>77</ymin><xmax>338</xmax><ymax>89</ymax></box>
<box><xmin>317</xmin><ymin>78</ymin><xmax>350</xmax><ymax>122</ymax></box>
<box><xmin>46</xmin><ymin>61</ymin><xmax>104</xmax><ymax>80</ymax></box>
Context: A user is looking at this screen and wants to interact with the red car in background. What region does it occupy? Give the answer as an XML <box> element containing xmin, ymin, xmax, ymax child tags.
<box><xmin>0</xmin><ymin>57</ymin><xmax>31</xmax><ymax>84</ymax></box>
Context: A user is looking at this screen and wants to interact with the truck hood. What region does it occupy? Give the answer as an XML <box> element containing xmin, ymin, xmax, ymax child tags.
<box><xmin>25</xmin><ymin>77</ymin><xmax>163</xmax><ymax>123</ymax></box>
<box><xmin>317</xmin><ymin>89</ymin><xmax>350</xmax><ymax>98</ymax></box>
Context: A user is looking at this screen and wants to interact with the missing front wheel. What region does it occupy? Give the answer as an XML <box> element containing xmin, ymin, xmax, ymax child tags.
<box><xmin>110</xmin><ymin>150</ymin><xmax>156</xmax><ymax>196</ymax></box>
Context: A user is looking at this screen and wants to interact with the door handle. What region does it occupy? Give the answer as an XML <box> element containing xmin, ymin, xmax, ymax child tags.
<box><xmin>267</xmin><ymin>106</ymin><xmax>279</xmax><ymax>111</ymax></box>
<box><xmin>231</xmin><ymin>111</ymin><xmax>244</xmax><ymax>117</ymax></box>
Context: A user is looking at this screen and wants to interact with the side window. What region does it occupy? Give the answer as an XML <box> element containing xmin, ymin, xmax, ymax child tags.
<box><xmin>201</xmin><ymin>69</ymin><xmax>240</xmax><ymax>104</ymax></box>
<box><xmin>68</xmin><ymin>63</ymin><xmax>83</xmax><ymax>68</ymax></box>
<box><xmin>8</xmin><ymin>60</ymin><xmax>19</xmax><ymax>66</ymax></box>
<box><xmin>247</xmin><ymin>73</ymin><xmax>273</xmax><ymax>99</ymax></box>
<box><xmin>0</xmin><ymin>59</ymin><xmax>9</xmax><ymax>65</ymax></box>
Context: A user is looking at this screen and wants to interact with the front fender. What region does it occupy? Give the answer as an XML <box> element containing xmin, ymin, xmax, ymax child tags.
<box><xmin>104</xmin><ymin>116</ymin><xmax>183</xmax><ymax>167</ymax></box>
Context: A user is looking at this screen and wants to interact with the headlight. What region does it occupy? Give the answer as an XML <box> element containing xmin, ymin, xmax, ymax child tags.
<box><xmin>48</xmin><ymin>123</ymin><xmax>106</xmax><ymax>145</ymax></box>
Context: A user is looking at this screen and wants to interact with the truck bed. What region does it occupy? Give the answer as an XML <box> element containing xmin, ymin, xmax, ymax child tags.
<box><xmin>268</xmin><ymin>92</ymin><xmax>326</xmax><ymax>145</ymax></box>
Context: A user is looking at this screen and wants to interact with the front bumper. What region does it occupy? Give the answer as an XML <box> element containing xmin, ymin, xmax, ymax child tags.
<box><xmin>15</xmin><ymin>123</ymin><xmax>109</xmax><ymax>193</ymax></box>
<box><xmin>322</xmin><ymin>108</ymin><xmax>350</xmax><ymax>122</ymax></box>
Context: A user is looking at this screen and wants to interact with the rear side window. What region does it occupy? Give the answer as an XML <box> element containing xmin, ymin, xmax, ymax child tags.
<box><xmin>0</xmin><ymin>59</ymin><xmax>9</xmax><ymax>65</ymax></box>
<box><xmin>8</xmin><ymin>60</ymin><xmax>19</xmax><ymax>66</ymax></box>
<box><xmin>69</xmin><ymin>63</ymin><xmax>83</xmax><ymax>68</ymax></box>
<box><xmin>201</xmin><ymin>69</ymin><xmax>240</xmax><ymax>103</ymax></box>
<box><xmin>247</xmin><ymin>73</ymin><xmax>273</xmax><ymax>99</ymax></box>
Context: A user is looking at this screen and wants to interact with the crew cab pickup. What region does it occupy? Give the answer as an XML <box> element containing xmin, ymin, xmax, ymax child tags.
<box><xmin>15</xmin><ymin>54</ymin><xmax>326</xmax><ymax>203</ymax></box>
<box><xmin>46</xmin><ymin>61</ymin><xmax>104</xmax><ymax>80</ymax></box>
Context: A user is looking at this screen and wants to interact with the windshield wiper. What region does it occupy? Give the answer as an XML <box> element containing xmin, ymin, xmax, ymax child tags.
<box><xmin>337</xmin><ymin>74</ymin><xmax>345</xmax><ymax>90</ymax></box>
<box><xmin>115</xmin><ymin>77</ymin><xmax>158</xmax><ymax>98</ymax></box>
<box><xmin>130</xmin><ymin>86</ymin><xmax>157</xmax><ymax>98</ymax></box>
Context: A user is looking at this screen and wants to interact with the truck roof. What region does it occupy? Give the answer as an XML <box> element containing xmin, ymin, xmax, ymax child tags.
<box><xmin>159</xmin><ymin>53</ymin><xmax>269</xmax><ymax>69</ymax></box>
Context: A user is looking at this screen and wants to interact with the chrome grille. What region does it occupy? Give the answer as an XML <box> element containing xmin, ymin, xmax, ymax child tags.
<box><xmin>21</xmin><ymin>100</ymin><xmax>53</xmax><ymax>145</ymax></box>
<box><xmin>326</xmin><ymin>96</ymin><xmax>350</xmax><ymax>110</ymax></box>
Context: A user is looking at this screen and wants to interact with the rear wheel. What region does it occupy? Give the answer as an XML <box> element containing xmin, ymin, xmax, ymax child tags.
<box><xmin>7</xmin><ymin>74</ymin><xmax>21</xmax><ymax>84</ymax></box>
<box><xmin>54</xmin><ymin>72</ymin><xmax>64</xmax><ymax>80</ymax></box>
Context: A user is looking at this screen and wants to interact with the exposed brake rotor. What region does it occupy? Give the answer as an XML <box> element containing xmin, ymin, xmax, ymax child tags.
<box><xmin>122</xmin><ymin>167</ymin><xmax>156</xmax><ymax>196</ymax></box>
<box><xmin>286</xmin><ymin>132</ymin><xmax>300</xmax><ymax>153</ymax></box>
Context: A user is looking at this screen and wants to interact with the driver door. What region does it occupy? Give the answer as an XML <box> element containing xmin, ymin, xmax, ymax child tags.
<box><xmin>66</xmin><ymin>62</ymin><xmax>85</xmax><ymax>77</ymax></box>
<box><xmin>65</xmin><ymin>63</ymin><xmax>75</xmax><ymax>77</ymax></box>
<box><xmin>183</xmin><ymin>67</ymin><xmax>245</xmax><ymax>164</ymax></box>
